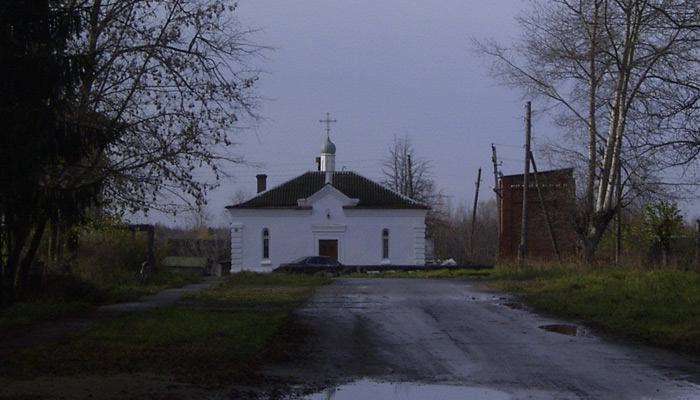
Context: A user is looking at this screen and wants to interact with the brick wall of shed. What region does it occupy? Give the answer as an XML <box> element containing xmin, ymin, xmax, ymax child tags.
<box><xmin>498</xmin><ymin>169</ymin><xmax>578</xmax><ymax>262</ymax></box>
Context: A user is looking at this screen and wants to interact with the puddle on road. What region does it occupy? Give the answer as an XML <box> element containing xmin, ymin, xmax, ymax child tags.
<box><xmin>539</xmin><ymin>323</ymin><xmax>587</xmax><ymax>337</ymax></box>
<box><xmin>302</xmin><ymin>380</ymin><xmax>511</xmax><ymax>400</ymax></box>
<box><xmin>501</xmin><ymin>302</ymin><xmax>527</xmax><ymax>310</ymax></box>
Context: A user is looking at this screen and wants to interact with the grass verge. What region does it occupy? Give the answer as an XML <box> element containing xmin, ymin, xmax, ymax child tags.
<box><xmin>185</xmin><ymin>271</ymin><xmax>331</xmax><ymax>309</ymax></box>
<box><xmin>98</xmin><ymin>269</ymin><xmax>203</xmax><ymax>303</ymax></box>
<box><xmin>491</xmin><ymin>264</ymin><xmax>700</xmax><ymax>353</ymax></box>
<box><xmin>1</xmin><ymin>308</ymin><xmax>287</xmax><ymax>383</ymax></box>
<box><xmin>0</xmin><ymin>270</ymin><xmax>202</xmax><ymax>331</ymax></box>
<box><xmin>1</xmin><ymin>272</ymin><xmax>330</xmax><ymax>384</ymax></box>
<box><xmin>0</xmin><ymin>301</ymin><xmax>95</xmax><ymax>341</ymax></box>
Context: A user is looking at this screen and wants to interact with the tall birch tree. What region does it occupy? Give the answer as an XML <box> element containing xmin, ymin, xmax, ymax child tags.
<box><xmin>477</xmin><ymin>0</ymin><xmax>700</xmax><ymax>262</ymax></box>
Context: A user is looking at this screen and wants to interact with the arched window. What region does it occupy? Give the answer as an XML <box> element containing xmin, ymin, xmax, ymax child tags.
<box><xmin>382</xmin><ymin>229</ymin><xmax>390</xmax><ymax>259</ymax></box>
<box><xmin>262</xmin><ymin>229</ymin><xmax>270</xmax><ymax>259</ymax></box>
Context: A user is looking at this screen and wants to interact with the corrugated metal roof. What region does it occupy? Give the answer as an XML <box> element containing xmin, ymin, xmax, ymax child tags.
<box><xmin>162</xmin><ymin>256</ymin><xmax>208</xmax><ymax>268</ymax></box>
<box><xmin>228</xmin><ymin>171</ymin><xmax>429</xmax><ymax>209</ymax></box>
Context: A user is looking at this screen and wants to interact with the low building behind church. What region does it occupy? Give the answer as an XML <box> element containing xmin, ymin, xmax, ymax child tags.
<box><xmin>498</xmin><ymin>168</ymin><xmax>578</xmax><ymax>261</ymax></box>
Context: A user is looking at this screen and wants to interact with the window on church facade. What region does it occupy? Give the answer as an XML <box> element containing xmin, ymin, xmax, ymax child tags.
<box><xmin>262</xmin><ymin>229</ymin><xmax>270</xmax><ymax>259</ymax></box>
<box><xmin>382</xmin><ymin>229</ymin><xmax>390</xmax><ymax>259</ymax></box>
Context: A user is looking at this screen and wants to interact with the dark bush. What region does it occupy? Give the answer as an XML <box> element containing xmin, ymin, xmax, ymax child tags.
<box><xmin>38</xmin><ymin>273</ymin><xmax>106</xmax><ymax>303</ymax></box>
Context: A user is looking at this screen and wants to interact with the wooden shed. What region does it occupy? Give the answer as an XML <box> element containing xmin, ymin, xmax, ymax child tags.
<box><xmin>162</xmin><ymin>256</ymin><xmax>211</xmax><ymax>276</ymax></box>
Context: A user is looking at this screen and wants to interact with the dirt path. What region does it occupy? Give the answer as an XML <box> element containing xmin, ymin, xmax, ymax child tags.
<box><xmin>264</xmin><ymin>278</ymin><xmax>700</xmax><ymax>399</ymax></box>
<box><xmin>0</xmin><ymin>279</ymin><xmax>219</xmax><ymax>359</ymax></box>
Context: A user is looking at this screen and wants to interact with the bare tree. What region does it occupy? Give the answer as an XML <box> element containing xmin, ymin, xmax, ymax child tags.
<box><xmin>1</xmin><ymin>0</ymin><xmax>263</xmax><ymax>304</ymax></box>
<box><xmin>70</xmin><ymin>0</ymin><xmax>263</xmax><ymax>213</ymax></box>
<box><xmin>381</xmin><ymin>134</ymin><xmax>441</xmax><ymax>207</ymax></box>
<box><xmin>381</xmin><ymin>134</ymin><xmax>447</xmax><ymax>253</ymax></box>
<box><xmin>431</xmin><ymin>199</ymin><xmax>498</xmax><ymax>265</ymax></box>
<box><xmin>477</xmin><ymin>0</ymin><xmax>700</xmax><ymax>263</ymax></box>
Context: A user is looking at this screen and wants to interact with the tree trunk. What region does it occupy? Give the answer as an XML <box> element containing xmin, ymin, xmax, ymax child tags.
<box><xmin>580</xmin><ymin>210</ymin><xmax>616</xmax><ymax>264</ymax></box>
<box><xmin>662</xmin><ymin>244</ymin><xmax>669</xmax><ymax>268</ymax></box>
<box><xmin>584</xmin><ymin>0</ymin><xmax>602</xmax><ymax>219</ymax></box>
<box><xmin>1</xmin><ymin>215</ymin><xmax>48</xmax><ymax>306</ymax></box>
<box><xmin>583</xmin><ymin>5</ymin><xmax>639</xmax><ymax>265</ymax></box>
<box><xmin>1</xmin><ymin>219</ymin><xmax>29</xmax><ymax>307</ymax></box>
<box><xmin>16</xmin><ymin>218</ymin><xmax>48</xmax><ymax>301</ymax></box>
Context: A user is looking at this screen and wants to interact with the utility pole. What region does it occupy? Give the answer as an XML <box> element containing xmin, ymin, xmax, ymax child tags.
<box><xmin>491</xmin><ymin>144</ymin><xmax>501</xmax><ymax>197</ymax></box>
<box><xmin>491</xmin><ymin>144</ymin><xmax>502</xmax><ymax>263</ymax></box>
<box><xmin>518</xmin><ymin>102</ymin><xmax>532</xmax><ymax>267</ymax></box>
<box><xmin>470</xmin><ymin>168</ymin><xmax>482</xmax><ymax>259</ymax></box>
<box><xmin>407</xmin><ymin>154</ymin><xmax>414</xmax><ymax>199</ymax></box>
<box><xmin>529</xmin><ymin>151</ymin><xmax>561</xmax><ymax>263</ymax></box>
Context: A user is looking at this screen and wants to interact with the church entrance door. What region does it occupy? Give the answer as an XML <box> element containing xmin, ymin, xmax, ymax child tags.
<box><xmin>318</xmin><ymin>239</ymin><xmax>338</xmax><ymax>259</ymax></box>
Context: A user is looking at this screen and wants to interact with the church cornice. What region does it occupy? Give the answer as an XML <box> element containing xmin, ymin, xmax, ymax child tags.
<box><xmin>311</xmin><ymin>223</ymin><xmax>347</xmax><ymax>233</ymax></box>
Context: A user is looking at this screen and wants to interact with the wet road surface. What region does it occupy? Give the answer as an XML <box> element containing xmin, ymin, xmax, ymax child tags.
<box><xmin>266</xmin><ymin>278</ymin><xmax>700</xmax><ymax>399</ymax></box>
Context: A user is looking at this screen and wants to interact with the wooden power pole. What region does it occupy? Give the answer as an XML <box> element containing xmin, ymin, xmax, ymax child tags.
<box><xmin>407</xmin><ymin>154</ymin><xmax>414</xmax><ymax>199</ymax></box>
<box><xmin>529</xmin><ymin>151</ymin><xmax>561</xmax><ymax>263</ymax></box>
<box><xmin>470</xmin><ymin>168</ymin><xmax>482</xmax><ymax>258</ymax></box>
<box><xmin>491</xmin><ymin>144</ymin><xmax>501</xmax><ymax>197</ymax></box>
<box><xmin>518</xmin><ymin>102</ymin><xmax>532</xmax><ymax>267</ymax></box>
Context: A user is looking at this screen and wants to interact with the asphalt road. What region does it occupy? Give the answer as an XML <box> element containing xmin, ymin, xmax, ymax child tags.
<box><xmin>266</xmin><ymin>278</ymin><xmax>700</xmax><ymax>400</ymax></box>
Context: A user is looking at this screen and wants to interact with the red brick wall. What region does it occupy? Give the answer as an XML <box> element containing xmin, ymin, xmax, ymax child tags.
<box><xmin>498</xmin><ymin>168</ymin><xmax>578</xmax><ymax>262</ymax></box>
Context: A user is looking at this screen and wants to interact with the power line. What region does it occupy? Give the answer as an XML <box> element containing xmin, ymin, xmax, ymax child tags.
<box><xmin>491</xmin><ymin>142</ymin><xmax>524</xmax><ymax>149</ymax></box>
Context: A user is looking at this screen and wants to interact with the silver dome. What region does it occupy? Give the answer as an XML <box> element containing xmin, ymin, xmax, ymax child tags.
<box><xmin>321</xmin><ymin>137</ymin><xmax>336</xmax><ymax>154</ymax></box>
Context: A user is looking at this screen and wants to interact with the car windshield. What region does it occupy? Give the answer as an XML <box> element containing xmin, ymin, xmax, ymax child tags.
<box><xmin>287</xmin><ymin>256</ymin><xmax>340</xmax><ymax>266</ymax></box>
<box><xmin>318</xmin><ymin>257</ymin><xmax>340</xmax><ymax>265</ymax></box>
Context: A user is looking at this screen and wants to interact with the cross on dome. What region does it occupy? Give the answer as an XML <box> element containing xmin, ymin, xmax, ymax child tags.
<box><xmin>318</xmin><ymin>113</ymin><xmax>336</xmax><ymax>173</ymax></box>
<box><xmin>319</xmin><ymin>112</ymin><xmax>336</xmax><ymax>139</ymax></box>
<box><xmin>319</xmin><ymin>112</ymin><xmax>337</xmax><ymax>156</ymax></box>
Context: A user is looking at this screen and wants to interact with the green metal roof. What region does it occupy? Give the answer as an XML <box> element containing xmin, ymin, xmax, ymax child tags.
<box><xmin>162</xmin><ymin>256</ymin><xmax>208</xmax><ymax>268</ymax></box>
<box><xmin>227</xmin><ymin>171</ymin><xmax>429</xmax><ymax>209</ymax></box>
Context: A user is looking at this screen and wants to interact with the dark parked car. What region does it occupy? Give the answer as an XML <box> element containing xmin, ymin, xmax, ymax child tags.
<box><xmin>280</xmin><ymin>256</ymin><xmax>342</xmax><ymax>268</ymax></box>
<box><xmin>274</xmin><ymin>256</ymin><xmax>343</xmax><ymax>273</ymax></box>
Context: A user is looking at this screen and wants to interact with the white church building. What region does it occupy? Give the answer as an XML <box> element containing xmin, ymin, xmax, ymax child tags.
<box><xmin>226</xmin><ymin>127</ymin><xmax>429</xmax><ymax>272</ymax></box>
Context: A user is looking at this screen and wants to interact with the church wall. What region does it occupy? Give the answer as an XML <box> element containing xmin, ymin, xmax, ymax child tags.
<box><xmin>228</xmin><ymin>206</ymin><xmax>427</xmax><ymax>272</ymax></box>
<box><xmin>229</xmin><ymin>209</ymin><xmax>312</xmax><ymax>272</ymax></box>
<box><xmin>343</xmin><ymin>209</ymin><xmax>427</xmax><ymax>266</ymax></box>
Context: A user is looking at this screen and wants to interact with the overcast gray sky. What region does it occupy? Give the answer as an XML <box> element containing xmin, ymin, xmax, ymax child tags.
<box><xmin>124</xmin><ymin>0</ymin><xmax>700</xmax><ymax>230</ymax></box>
<box><xmin>138</xmin><ymin>1</ymin><xmax>566</xmax><ymax>226</ymax></box>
